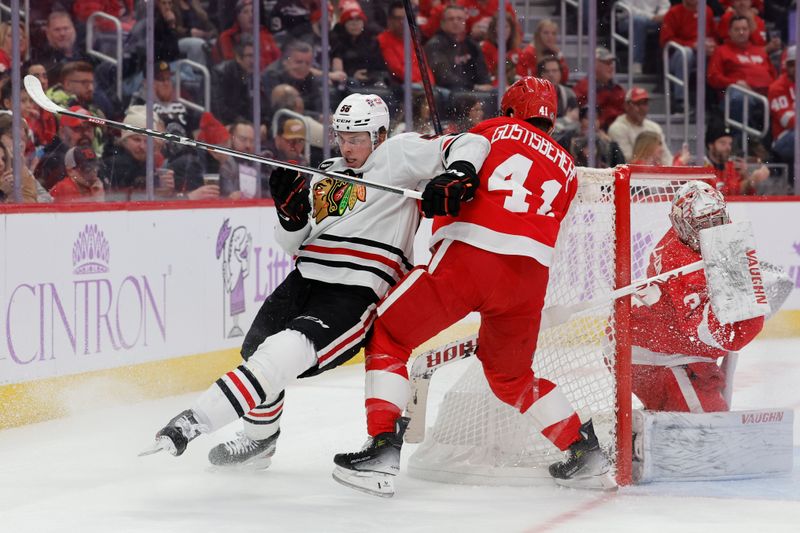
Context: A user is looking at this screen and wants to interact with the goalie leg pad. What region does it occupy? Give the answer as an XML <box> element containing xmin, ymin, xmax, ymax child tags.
<box><xmin>632</xmin><ymin>408</ymin><xmax>794</xmax><ymax>483</ymax></box>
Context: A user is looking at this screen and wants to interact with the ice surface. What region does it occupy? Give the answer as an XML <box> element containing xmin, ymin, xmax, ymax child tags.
<box><xmin>0</xmin><ymin>338</ymin><xmax>798</xmax><ymax>533</ymax></box>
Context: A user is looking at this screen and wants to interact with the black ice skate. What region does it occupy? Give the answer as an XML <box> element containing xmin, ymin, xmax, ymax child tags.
<box><xmin>331</xmin><ymin>417</ymin><xmax>409</xmax><ymax>498</ymax></box>
<box><xmin>548</xmin><ymin>419</ymin><xmax>617</xmax><ymax>490</ymax></box>
<box><xmin>139</xmin><ymin>409</ymin><xmax>207</xmax><ymax>457</ymax></box>
<box><xmin>207</xmin><ymin>430</ymin><xmax>280</xmax><ymax>469</ymax></box>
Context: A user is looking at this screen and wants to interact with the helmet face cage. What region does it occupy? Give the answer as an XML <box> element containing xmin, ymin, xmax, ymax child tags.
<box><xmin>332</xmin><ymin>94</ymin><xmax>390</xmax><ymax>148</ymax></box>
<box><xmin>669</xmin><ymin>181</ymin><xmax>730</xmax><ymax>250</ymax></box>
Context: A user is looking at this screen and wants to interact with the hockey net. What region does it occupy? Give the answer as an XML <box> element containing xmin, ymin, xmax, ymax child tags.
<box><xmin>407</xmin><ymin>165</ymin><xmax>716</xmax><ymax>486</ymax></box>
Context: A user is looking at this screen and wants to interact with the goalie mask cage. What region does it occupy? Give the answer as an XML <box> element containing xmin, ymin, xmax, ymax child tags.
<box><xmin>407</xmin><ymin>165</ymin><xmax>716</xmax><ymax>487</ymax></box>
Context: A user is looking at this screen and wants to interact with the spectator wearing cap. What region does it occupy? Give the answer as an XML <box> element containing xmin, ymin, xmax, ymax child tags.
<box><xmin>49</xmin><ymin>146</ymin><xmax>105</xmax><ymax>202</ymax></box>
<box><xmin>518</xmin><ymin>19</ymin><xmax>570</xmax><ymax>84</ymax></box>
<box><xmin>537</xmin><ymin>56</ymin><xmax>578</xmax><ymax>137</ymax></box>
<box><xmin>608</xmin><ymin>87</ymin><xmax>673</xmax><ymax>165</ymax></box>
<box><xmin>768</xmin><ymin>46</ymin><xmax>796</xmax><ymax>182</ymax></box>
<box><xmin>262</xmin><ymin>40</ymin><xmax>322</xmax><ymax>114</ymax></box>
<box><xmin>424</xmin><ymin>5</ymin><xmax>493</xmax><ymax>112</ymax></box>
<box><xmin>660</xmin><ymin>0</ymin><xmax>717</xmax><ymax>111</ymax></box>
<box><xmin>330</xmin><ymin>3</ymin><xmax>389</xmax><ymax>90</ymax></box>
<box><xmin>212</xmin><ymin>35</ymin><xmax>271</xmax><ymax>124</ymax></box>
<box><xmin>131</xmin><ymin>61</ymin><xmax>203</xmax><ymax>138</ymax></box>
<box><xmin>261</xmin><ymin>116</ymin><xmax>308</xmax><ymax>197</ymax></box>
<box><xmin>269</xmin><ymin>84</ymin><xmax>325</xmax><ymax>153</ymax></box>
<box><xmin>216</xmin><ymin>0</ymin><xmax>281</xmax><ymax>71</ymax></box>
<box><xmin>35</xmin><ymin>105</ymin><xmax>95</xmax><ymax>190</ymax></box>
<box><xmin>573</xmin><ymin>47</ymin><xmax>625</xmax><ymax>131</ymax></box>
<box><xmin>32</xmin><ymin>11</ymin><xmax>90</xmax><ymax>85</ymax></box>
<box><xmin>197</xmin><ymin>111</ymin><xmax>232</xmax><ymax>177</ymax></box>
<box><xmin>701</xmin><ymin>120</ymin><xmax>768</xmax><ymax>195</ymax></box>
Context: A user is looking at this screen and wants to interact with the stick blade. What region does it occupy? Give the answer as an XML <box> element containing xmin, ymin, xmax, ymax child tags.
<box><xmin>24</xmin><ymin>75</ymin><xmax>64</xmax><ymax>113</ymax></box>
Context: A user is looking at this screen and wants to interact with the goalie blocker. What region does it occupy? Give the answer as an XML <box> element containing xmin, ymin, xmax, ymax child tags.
<box><xmin>633</xmin><ymin>408</ymin><xmax>794</xmax><ymax>483</ymax></box>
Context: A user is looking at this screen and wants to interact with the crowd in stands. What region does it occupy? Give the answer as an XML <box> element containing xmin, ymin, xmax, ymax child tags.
<box><xmin>0</xmin><ymin>0</ymin><xmax>797</xmax><ymax>205</ymax></box>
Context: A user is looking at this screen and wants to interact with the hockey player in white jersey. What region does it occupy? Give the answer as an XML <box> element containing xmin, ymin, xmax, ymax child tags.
<box><xmin>142</xmin><ymin>94</ymin><xmax>490</xmax><ymax>467</ymax></box>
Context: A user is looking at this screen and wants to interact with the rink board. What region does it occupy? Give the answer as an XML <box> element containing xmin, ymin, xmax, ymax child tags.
<box><xmin>1</xmin><ymin>199</ymin><xmax>799</xmax><ymax>428</ymax></box>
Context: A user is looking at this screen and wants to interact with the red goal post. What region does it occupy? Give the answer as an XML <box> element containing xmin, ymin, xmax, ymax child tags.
<box><xmin>407</xmin><ymin>164</ymin><xmax>717</xmax><ymax>487</ymax></box>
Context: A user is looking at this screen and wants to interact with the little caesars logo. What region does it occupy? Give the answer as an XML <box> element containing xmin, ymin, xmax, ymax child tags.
<box><xmin>216</xmin><ymin>219</ymin><xmax>252</xmax><ymax>338</ymax></box>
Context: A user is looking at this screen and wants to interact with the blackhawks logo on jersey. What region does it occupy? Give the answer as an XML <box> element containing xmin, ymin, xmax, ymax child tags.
<box><xmin>313</xmin><ymin>178</ymin><xmax>367</xmax><ymax>223</ymax></box>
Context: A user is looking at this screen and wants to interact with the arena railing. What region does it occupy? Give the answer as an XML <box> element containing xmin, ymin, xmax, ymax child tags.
<box><xmin>724</xmin><ymin>84</ymin><xmax>770</xmax><ymax>158</ymax></box>
<box><xmin>271</xmin><ymin>108</ymin><xmax>311</xmax><ymax>164</ymax></box>
<box><xmin>86</xmin><ymin>12</ymin><xmax>123</xmax><ymax>101</ymax></box>
<box><xmin>174</xmin><ymin>59</ymin><xmax>211</xmax><ymax>113</ymax></box>
<box><xmin>610</xmin><ymin>1</ymin><xmax>634</xmax><ymax>90</ymax></box>
<box><xmin>561</xmin><ymin>0</ymin><xmax>583</xmax><ymax>71</ymax></box>
<box><xmin>662</xmin><ymin>41</ymin><xmax>691</xmax><ymax>150</ymax></box>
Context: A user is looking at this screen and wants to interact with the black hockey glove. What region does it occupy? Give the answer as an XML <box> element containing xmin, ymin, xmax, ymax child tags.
<box><xmin>269</xmin><ymin>166</ymin><xmax>310</xmax><ymax>231</ymax></box>
<box><xmin>421</xmin><ymin>161</ymin><xmax>479</xmax><ymax>218</ymax></box>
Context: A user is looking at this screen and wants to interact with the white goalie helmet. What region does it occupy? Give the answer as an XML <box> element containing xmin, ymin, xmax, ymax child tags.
<box><xmin>669</xmin><ymin>181</ymin><xmax>730</xmax><ymax>250</ymax></box>
<box><xmin>332</xmin><ymin>93</ymin><xmax>390</xmax><ymax>147</ymax></box>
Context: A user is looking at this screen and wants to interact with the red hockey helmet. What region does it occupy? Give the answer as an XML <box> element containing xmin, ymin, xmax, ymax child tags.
<box><xmin>500</xmin><ymin>76</ymin><xmax>557</xmax><ymax>133</ymax></box>
<box><xmin>669</xmin><ymin>181</ymin><xmax>730</xmax><ymax>251</ymax></box>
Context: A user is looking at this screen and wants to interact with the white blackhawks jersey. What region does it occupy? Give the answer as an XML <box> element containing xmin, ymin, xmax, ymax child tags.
<box><xmin>275</xmin><ymin>132</ymin><xmax>490</xmax><ymax>298</ymax></box>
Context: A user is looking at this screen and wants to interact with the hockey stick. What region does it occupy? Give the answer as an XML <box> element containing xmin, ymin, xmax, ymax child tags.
<box><xmin>401</xmin><ymin>0</ymin><xmax>443</xmax><ymax>135</ymax></box>
<box><xmin>23</xmin><ymin>75</ymin><xmax>423</xmax><ymax>200</ymax></box>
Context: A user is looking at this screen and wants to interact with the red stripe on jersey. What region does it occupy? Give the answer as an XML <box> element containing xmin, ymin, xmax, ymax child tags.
<box><xmin>318</xmin><ymin>325</ymin><xmax>368</xmax><ymax>364</ymax></box>
<box><xmin>302</xmin><ymin>244</ymin><xmax>406</xmax><ymax>279</ymax></box>
<box><xmin>247</xmin><ymin>405</ymin><xmax>283</xmax><ymax>418</ymax></box>
<box><xmin>226</xmin><ymin>371</ymin><xmax>256</xmax><ymax>410</ymax></box>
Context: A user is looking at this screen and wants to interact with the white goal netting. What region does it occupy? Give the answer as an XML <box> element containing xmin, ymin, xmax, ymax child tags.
<box><xmin>407</xmin><ymin>166</ymin><xmax>713</xmax><ymax>485</ymax></box>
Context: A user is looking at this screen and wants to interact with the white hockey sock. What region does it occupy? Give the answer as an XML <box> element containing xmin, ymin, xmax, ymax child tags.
<box><xmin>243</xmin><ymin>391</ymin><xmax>284</xmax><ymax>441</ymax></box>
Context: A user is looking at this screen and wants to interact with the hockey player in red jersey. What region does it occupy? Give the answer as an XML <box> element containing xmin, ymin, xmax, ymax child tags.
<box><xmin>141</xmin><ymin>93</ymin><xmax>490</xmax><ymax>466</ymax></box>
<box><xmin>631</xmin><ymin>181</ymin><xmax>764</xmax><ymax>412</ymax></box>
<box><xmin>332</xmin><ymin>77</ymin><xmax>616</xmax><ymax>497</ymax></box>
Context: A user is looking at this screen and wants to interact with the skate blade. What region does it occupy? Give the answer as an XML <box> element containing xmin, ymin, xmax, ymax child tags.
<box><xmin>332</xmin><ymin>466</ymin><xmax>395</xmax><ymax>498</ymax></box>
<box><xmin>208</xmin><ymin>456</ymin><xmax>273</xmax><ymax>472</ymax></box>
<box><xmin>553</xmin><ymin>470</ymin><xmax>618</xmax><ymax>491</ymax></box>
<box><xmin>138</xmin><ymin>436</ymin><xmax>177</xmax><ymax>457</ymax></box>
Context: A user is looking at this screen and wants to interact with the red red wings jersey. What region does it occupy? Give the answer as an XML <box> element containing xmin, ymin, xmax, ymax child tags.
<box><xmin>430</xmin><ymin>117</ymin><xmax>578</xmax><ymax>267</ymax></box>
<box><xmin>768</xmin><ymin>73</ymin><xmax>796</xmax><ymax>141</ymax></box>
<box><xmin>630</xmin><ymin>228</ymin><xmax>764</xmax><ymax>359</ymax></box>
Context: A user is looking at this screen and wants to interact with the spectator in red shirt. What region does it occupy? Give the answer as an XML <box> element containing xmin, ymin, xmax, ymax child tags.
<box><xmin>718</xmin><ymin>0</ymin><xmax>780</xmax><ymax>52</ymax></box>
<box><xmin>573</xmin><ymin>47</ymin><xmax>625</xmax><ymax>130</ymax></box>
<box><xmin>768</xmin><ymin>46</ymin><xmax>796</xmax><ymax>181</ymax></box>
<box><xmin>660</xmin><ymin>0</ymin><xmax>717</xmax><ymax>111</ymax></box>
<box><xmin>421</xmin><ymin>0</ymin><xmax>518</xmax><ymax>42</ymax></box>
<box><xmin>709</xmin><ymin>15</ymin><xmax>775</xmax><ymax>130</ymax></box>
<box><xmin>517</xmin><ymin>19</ymin><xmax>570</xmax><ymax>84</ymax></box>
<box><xmin>50</xmin><ymin>146</ymin><xmax>105</xmax><ymax>203</ymax></box>
<box><xmin>22</xmin><ymin>62</ymin><xmax>58</xmax><ymax>147</ymax></box>
<box><xmin>216</xmin><ymin>0</ymin><xmax>281</xmax><ymax>71</ymax></box>
<box><xmin>480</xmin><ymin>11</ymin><xmax>522</xmax><ymax>86</ymax></box>
<box><xmin>378</xmin><ymin>1</ymin><xmax>425</xmax><ymax>84</ymax></box>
